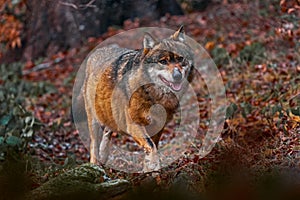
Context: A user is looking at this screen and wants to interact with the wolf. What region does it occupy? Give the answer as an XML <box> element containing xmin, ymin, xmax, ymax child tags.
<box><xmin>83</xmin><ymin>26</ymin><xmax>194</xmax><ymax>172</ymax></box>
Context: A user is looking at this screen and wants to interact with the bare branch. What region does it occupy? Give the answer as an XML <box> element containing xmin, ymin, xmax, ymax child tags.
<box><xmin>80</xmin><ymin>0</ymin><xmax>96</xmax><ymax>9</ymax></box>
<box><xmin>59</xmin><ymin>0</ymin><xmax>96</xmax><ymax>10</ymax></box>
<box><xmin>22</xmin><ymin>57</ymin><xmax>64</xmax><ymax>75</ymax></box>
<box><xmin>59</xmin><ymin>1</ymin><xmax>78</xmax><ymax>9</ymax></box>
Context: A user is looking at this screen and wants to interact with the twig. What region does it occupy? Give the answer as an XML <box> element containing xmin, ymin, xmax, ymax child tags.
<box><xmin>59</xmin><ymin>0</ymin><xmax>96</xmax><ymax>10</ymax></box>
<box><xmin>59</xmin><ymin>1</ymin><xmax>78</xmax><ymax>9</ymax></box>
<box><xmin>81</xmin><ymin>0</ymin><xmax>96</xmax><ymax>8</ymax></box>
<box><xmin>288</xmin><ymin>92</ymin><xmax>300</xmax><ymax>102</ymax></box>
<box><xmin>22</xmin><ymin>57</ymin><xmax>64</xmax><ymax>75</ymax></box>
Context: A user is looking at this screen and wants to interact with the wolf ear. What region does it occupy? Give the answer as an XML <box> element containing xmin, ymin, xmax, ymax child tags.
<box><xmin>171</xmin><ymin>25</ymin><xmax>185</xmax><ymax>42</ymax></box>
<box><xmin>143</xmin><ymin>33</ymin><xmax>156</xmax><ymax>49</ymax></box>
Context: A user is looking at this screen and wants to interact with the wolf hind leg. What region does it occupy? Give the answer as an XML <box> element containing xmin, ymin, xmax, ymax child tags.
<box><xmin>99</xmin><ymin>126</ymin><xmax>112</xmax><ymax>164</ymax></box>
<box><xmin>84</xmin><ymin>79</ymin><xmax>101</xmax><ymax>164</ymax></box>
<box><xmin>89</xmin><ymin>118</ymin><xmax>101</xmax><ymax>164</ymax></box>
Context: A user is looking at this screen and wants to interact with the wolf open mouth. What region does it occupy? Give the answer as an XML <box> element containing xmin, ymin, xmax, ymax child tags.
<box><xmin>159</xmin><ymin>75</ymin><xmax>183</xmax><ymax>92</ymax></box>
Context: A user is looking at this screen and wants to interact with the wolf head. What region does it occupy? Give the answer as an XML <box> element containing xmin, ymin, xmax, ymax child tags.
<box><xmin>142</xmin><ymin>26</ymin><xmax>194</xmax><ymax>92</ymax></box>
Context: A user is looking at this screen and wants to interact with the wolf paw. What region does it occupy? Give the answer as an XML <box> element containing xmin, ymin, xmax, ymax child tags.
<box><xmin>143</xmin><ymin>152</ymin><xmax>161</xmax><ymax>172</ymax></box>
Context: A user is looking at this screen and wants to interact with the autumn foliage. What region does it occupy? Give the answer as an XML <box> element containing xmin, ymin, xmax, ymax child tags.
<box><xmin>0</xmin><ymin>0</ymin><xmax>299</xmax><ymax>199</ymax></box>
<box><xmin>0</xmin><ymin>0</ymin><xmax>25</xmax><ymax>57</ymax></box>
<box><xmin>280</xmin><ymin>0</ymin><xmax>300</xmax><ymax>13</ymax></box>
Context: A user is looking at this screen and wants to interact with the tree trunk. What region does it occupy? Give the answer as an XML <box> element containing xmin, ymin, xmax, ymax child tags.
<box><xmin>22</xmin><ymin>0</ymin><xmax>183</xmax><ymax>61</ymax></box>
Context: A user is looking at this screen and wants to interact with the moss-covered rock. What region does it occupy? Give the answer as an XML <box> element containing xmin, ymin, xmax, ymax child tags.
<box><xmin>26</xmin><ymin>163</ymin><xmax>131</xmax><ymax>200</ymax></box>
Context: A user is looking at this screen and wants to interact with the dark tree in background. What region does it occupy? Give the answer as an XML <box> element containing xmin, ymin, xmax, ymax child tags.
<box><xmin>22</xmin><ymin>0</ymin><xmax>183</xmax><ymax>61</ymax></box>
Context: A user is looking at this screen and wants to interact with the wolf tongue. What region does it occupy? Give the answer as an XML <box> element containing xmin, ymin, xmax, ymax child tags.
<box><xmin>171</xmin><ymin>82</ymin><xmax>182</xmax><ymax>91</ymax></box>
<box><xmin>159</xmin><ymin>75</ymin><xmax>182</xmax><ymax>91</ymax></box>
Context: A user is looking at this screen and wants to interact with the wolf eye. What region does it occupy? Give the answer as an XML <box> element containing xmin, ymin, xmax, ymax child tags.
<box><xmin>159</xmin><ymin>59</ymin><xmax>168</xmax><ymax>65</ymax></box>
<box><xmin>182</xmin><ymin>60</ymin><xmax>189</xmax><ymax>67</ymax></box>
<box><xmin>177</xmin><ymin>56</ymin><xmax>184</xmax><ymax>62</ymax></box>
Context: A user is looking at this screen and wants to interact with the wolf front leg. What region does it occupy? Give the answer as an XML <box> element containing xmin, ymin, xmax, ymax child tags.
<box><xmin>126</xmin><ymin>123</ymin><xmax>161</xmax><ymax>172</ymax></box>
<box><xmin>143</xmin><ymin>145</ymin><xmax>160</xmax><ymax>172</ymax></box>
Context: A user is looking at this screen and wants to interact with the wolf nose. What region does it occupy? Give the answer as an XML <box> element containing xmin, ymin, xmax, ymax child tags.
<box><xmin>172</xmin><ymin>68</ymin><xmax>182</xmax><ymax>82</ymax></box>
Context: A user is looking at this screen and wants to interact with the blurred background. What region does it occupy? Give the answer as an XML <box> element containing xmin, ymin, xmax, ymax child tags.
<box><xmin>0</xmin><ymin>0</ymin><xmax>299</xmax><ymax>199</ymax></box>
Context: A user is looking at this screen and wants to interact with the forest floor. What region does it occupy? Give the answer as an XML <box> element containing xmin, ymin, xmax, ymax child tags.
<box><xmin>1</xmin><ymin>1</ymin><xmax>299</xmax><ymax>199</ymax></box>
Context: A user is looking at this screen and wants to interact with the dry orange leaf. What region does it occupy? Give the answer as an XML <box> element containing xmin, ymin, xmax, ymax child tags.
<box><xmin>205</xmin><ymin>41</ymin><xmax>215</xmax><ymax>51</ymax></box>
<box><xmin>288</xmin><ymin>112</ymin><xmax>300</xmax><ymax>129</ymax></box>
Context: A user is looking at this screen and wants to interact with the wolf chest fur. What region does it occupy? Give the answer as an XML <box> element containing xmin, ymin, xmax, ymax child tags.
<box><xmin>84</xmin><ymin>26</ymin><xmax>194</xmax><ymax>172</ymax></box>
